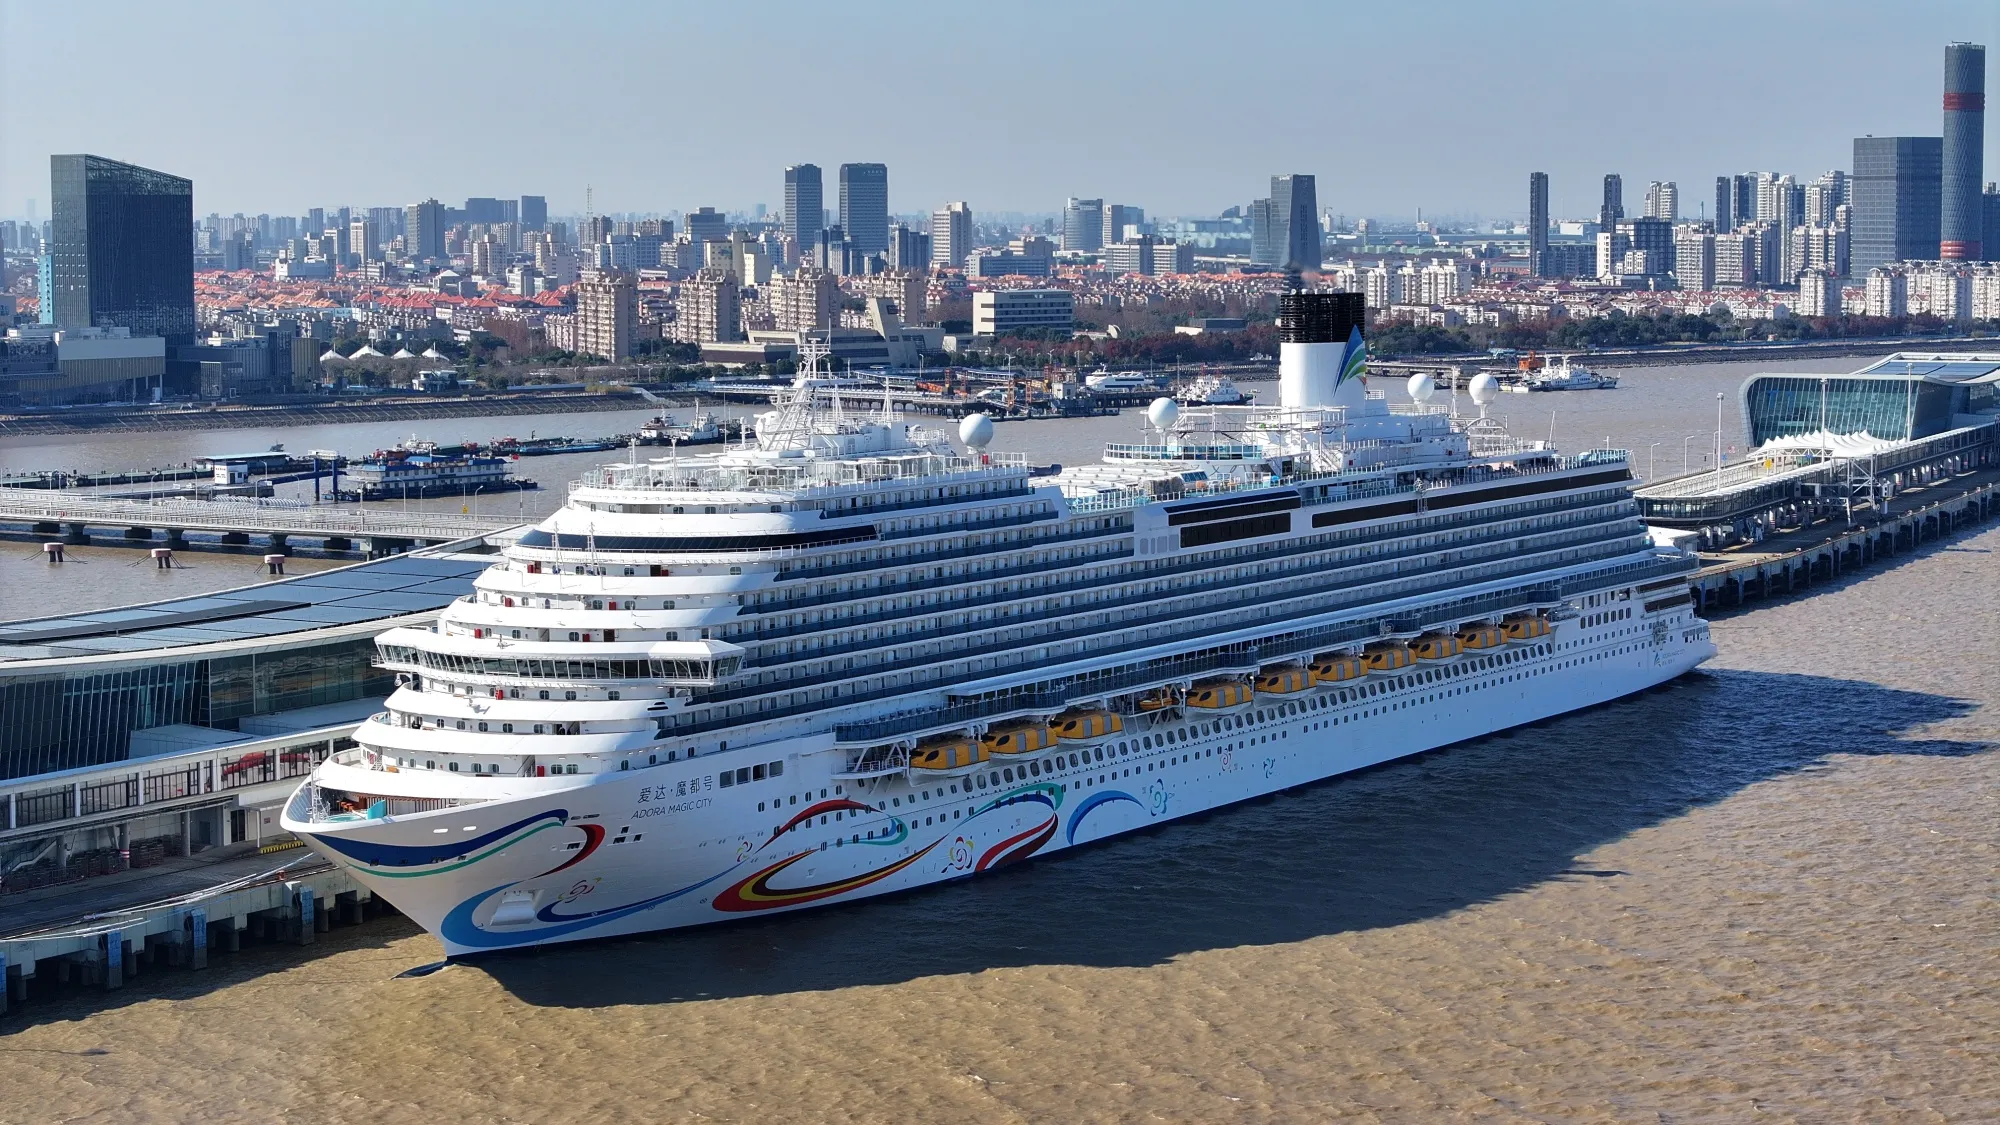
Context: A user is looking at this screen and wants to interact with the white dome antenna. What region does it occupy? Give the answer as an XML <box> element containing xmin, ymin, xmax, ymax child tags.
<box><xmin>958</xmin><ymin>412</ymin><xmax>994</xmax><ymax>451</ymax></box>
<box><xmin>1467</xmin><ymin>372</ymin><xmax>1500</xmax><ymax>415</ymax></box>
<box><xmin>1406</xmin><ymin>372</ymin><xmax>1436</xmax><ymax>404</ymax></box>
<box><xmin>1146</xmin><ymin>396</ymin><xmax>1180</xmax><ymax>433</ymax></box>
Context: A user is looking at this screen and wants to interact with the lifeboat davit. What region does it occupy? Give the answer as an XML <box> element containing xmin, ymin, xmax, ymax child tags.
<box><xmin>1503</xmin><ymin>613</ymin><xmax>1551</xmax><ymax>641</ymax></box>
<box><xmin>1412</xmin><ymin>633</ymin><xmax>1464</xmax><ymax>661</ymax></box>
<box><xmin>980</xmin><ymin>723</ymin><xmax>1055</xmax><ymax>757</ymax></box>
<box><xmin>1053</xmin><ymin>710</ymin><xmax>1123</xmax><ymax>744</ymax></box>
<box><xmin>1186</xmin><ymin>679</ymin><xmax>1254</xmax><ymax>711</ymax></box>
<box><xmin>1362</xmin><ymin>642</ymin><xmax>1414</xmax><ymax>671</ymax></box>
<box><xmin>910</xmin><ymin>737</ymin><xmax>987</xmax><ymax>773</ymax></box>
<box><xmin>1136</xmin><ymin>689</ymin><xmax>1178</xmax><ymax>712</ymax></box>
<box><xmin>1456</xmin><ymin>623</ymin><xmax>1506</xmax><ymax>650</ymax></box>
<box><xmin>1309</xmin><ymin>653</ymin><xmax>1365</xmax><ymax>685</ymax></box>
<box><xmin>1253</xmin><ymin>665</ymin><xmax>1310</xmax><ymax>694</ymax></box>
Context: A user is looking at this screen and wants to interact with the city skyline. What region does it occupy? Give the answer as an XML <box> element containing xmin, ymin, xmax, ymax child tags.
<box><xmin>5</xmin><ymin>1</ymin><xmax>2000</xmax><ymax>222</ymax></box>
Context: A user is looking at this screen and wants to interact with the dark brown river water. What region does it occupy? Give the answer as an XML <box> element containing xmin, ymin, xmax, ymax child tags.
<box><xmin>1</xmin><ymin>359</ymin><xmax>1994</xmax><ymax>1123</ymax></box>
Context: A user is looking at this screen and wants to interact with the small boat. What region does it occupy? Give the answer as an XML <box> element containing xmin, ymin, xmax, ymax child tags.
<box><xmin>1456</xmin><ymin>624</ymin><xmax>1506</xmax><ymax>650</ymax></box>
<box><xmin>1525</xmin><ymin>356</ymin><xmax>1619</xmax><ymax>391</ymax></box>
<box><xmin>1309</xmin><ymin>654</ymin><xmax>1366</xmax><ymax>685</ymax></box>
<box><xmin>980</xmin><ymin>723</ymin><xmax>1055</xmax><ymax>756</ymax></box>
<box><xmin>1362</xmin><ymin>642</ymin><xmax>1414</xmax><ymax>671</ymax></box>
<box><xmin>1503</xmin><ymin>614</ymin><xmax>1551</xmax><ymax>641</ymax></box>
<box><xmin>1053</xmin><ymin>710</ymin><xmax>1123</xmax><ymax>744</ymax></box>
<box><xmin>1186</xmin><ymin>679</ymin><xmax>1253</xmax><ymax>711</ymax></box>
<box><xmin>1412</xmin><ymin>633</ymin><xmax>1464</xmax><ymax>661</ymax></box>
<box><xmin>910</xmin><ymin>737</ymin><xmax>988</xmax><ymax>774</ymax></box>
<box><xmin>638</xmin><ymin>414</ymin><xmax>679</xmax><ymax>443</ymax></box>
<box><xmin>1253</xmin><ymin>665</ymin><xmax>1309</xmax><ymax>694</ymax></box>
<box><xmin>1083</xmin><ymin>368</ymin><xmax>1165</xmax><ymax>393</ymax></box>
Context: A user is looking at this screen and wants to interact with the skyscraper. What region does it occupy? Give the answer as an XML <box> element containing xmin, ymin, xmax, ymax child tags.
<box><xmin>784</xmin><ymin>164</ymin><xmax>822</xmax><ymax>246</ymax></box>
<box><xmin>1599</xmin><ymin>174</ymin><xmax>1623</xmax><ymax>229</ymax></box>
<box><xmin>888</xmin><ymin>223</ymin><xmax>931</xmax><ymax>270</ymax></box>
<box><xmin>684</xmin><ymin>207</ymin><xmax>728</xmax><ymax>245</ymax></box>
<box><xmin>838</xmin><ymin>163</ymin><xmax>889</xmax><ymax>256</ymax></box>
<box><xmin>1062</xmin><ymin>198</ymin><xmax>1104</xmax><ymax>252</ymax></box>
<box><xmin>1941</xmin><ymin>42</ymin><xmax>1986</xmax><ymax>259</ymax></box>
<box><xmin>519</xmin><ymin>195</ymin><xmax>548</xmax><ymax>232</ymax></box>
<box><xmin>1103</xmin><ymin>203</ymin><xmax>1144</xmax><ymax>245</ymax></box>
<box><xmin>1270</xmin><ymin>174</ymin><xmax>1321</xmax><ymax>272</ymax></box>
<box><xmin>48</xmin><ymin>154</ymin><xmax>195</xmax><ymax>339</ymax></box>
<box><xmin>1714</xmin><ymin>176</ymin><xmax>1732</xmax><ymax>233</ymax></box>
<box><xmin>1249</xmin><ymin>198</ymin><xmax>1280</xmax><ymax>267</ymax></box>
<box><xmin>1643</xmin><ymin>181</ymin><xmax>1678</xmax><ymax>222</ymax></box>
<box><xmin>1852</xmin><ymin>136</ymin><xmax>1943</xmax><ymax>275</ymax></box>
<box><xmin>1528</xmin><ymin>172</ymin><xmax>1549</xmax><ymax>276</ymax></box>
<box><xmin>406</xmin><ymin>199</ymin><xmax>445</xmax><ymax>262</ymax></box>
<box><xmin>931</xmin><ymin>202</ymin><xmax>972</xmax><ymax>269</ymax></box>
<box><xmin>574</xmin><ymin>270</ymin><xmax>635</xmax><ymax>361</ymax></box>
<box><xmin>1732</xmin><ymin>175</ymin><xmax>1757</xmax><ymax>232</ymax></box>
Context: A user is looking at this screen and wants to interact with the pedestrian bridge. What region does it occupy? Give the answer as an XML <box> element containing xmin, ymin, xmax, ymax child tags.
<box><xmin>0</xmin><ymin>493</ymin><xmax>517</xmax><ymax>553</ymax></box>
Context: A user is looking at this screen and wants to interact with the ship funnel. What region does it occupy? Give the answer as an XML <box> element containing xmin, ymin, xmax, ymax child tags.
<box><xmin>1277</xmin><ymin>292</ymin><xmax>1367</xmax><ymax>412</ymax></box>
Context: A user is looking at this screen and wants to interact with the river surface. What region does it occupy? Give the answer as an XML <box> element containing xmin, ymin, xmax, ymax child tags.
<box><xmin>1</xmin><ymin>356</ymin><xmax>1994</xmax><ymax>1123</ymax></box>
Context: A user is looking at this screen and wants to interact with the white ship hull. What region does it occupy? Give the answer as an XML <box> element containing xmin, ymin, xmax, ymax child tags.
<box><xmin>290</xmin><ymin>618</ymin><xmax>1712</xmax><ymax>956</ymax></box>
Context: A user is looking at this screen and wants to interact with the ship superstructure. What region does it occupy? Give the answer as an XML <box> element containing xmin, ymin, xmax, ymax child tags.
<box><xmin>285</xmin><ymin>296</ymin><xmax>1713</xmax><ymax>954</ymax></box>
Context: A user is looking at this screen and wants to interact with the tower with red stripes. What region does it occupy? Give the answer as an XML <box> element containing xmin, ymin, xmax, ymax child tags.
<box><xmin>1941</xmin><ymin>42</ymin><xmax>1985</xmax><ymax>260</ymax></box>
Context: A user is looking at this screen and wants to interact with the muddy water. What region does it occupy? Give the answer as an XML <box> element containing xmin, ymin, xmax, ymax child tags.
<box><xmin>1</xmin><ymin>358</ymin><xmax>1994</xmax><ymax>1123</ymax></box>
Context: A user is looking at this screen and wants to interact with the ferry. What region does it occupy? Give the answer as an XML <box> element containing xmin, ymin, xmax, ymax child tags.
<box><xmin>285</xmin><ymin>295</ymin><xmax>1713</xmax><ymax>955</ymax></box>
<box><xmin>1084</xmin><ymin>368</ymin><xmax>1166</xmax><ymax>394</ymax></box>
<box><xmin>1176</xmin><ymin>374</ymin><xmax>1253</xmax><ymax>406</ymax></box>
<box><xmin>340</xmin><ymin>453</ymin><xmax>535</xmax><ymax>500</ymax></box>
<box><xmin>1523</xmin><ymin>356</ymin><xmax>1619</xmax><ymax>392</ymax></box>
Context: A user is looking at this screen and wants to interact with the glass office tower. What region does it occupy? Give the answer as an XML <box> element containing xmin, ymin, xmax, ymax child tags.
<box><xmin>48</xmin><ymin>154</ymin><xmax>196</xmax><ymax>340</ymax></box>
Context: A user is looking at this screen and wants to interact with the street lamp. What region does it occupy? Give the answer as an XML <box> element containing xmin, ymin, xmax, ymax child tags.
<box><xmin>1649</xmin><ymin>442</ymin><xmax>1661</xmax><ymax>480</ymax></box>
<box><xmin>1683</xmin><ymin>433</ymin><xmax>1701</xmax><ymax>474</ymax></box>
<box><xmin>1715</xmin><ymin>392</ymin><xmax>1726</xmax><ymax>468</ymax></box>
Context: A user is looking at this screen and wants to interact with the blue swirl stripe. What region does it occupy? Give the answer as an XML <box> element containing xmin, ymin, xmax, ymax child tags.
<box><xmin>311</xmin><ymin>809</ymin><xmax>567</xmax><ymax>868</ymax></box>
<box><xmin>1065</xmin><ymin>790</ymin><xmax>1144</xmax><ymax>845</ymax></box>
<box><xmin>438</xmin><ymin>867</ymin><xmax>735</xmax><ymax>950</ymax></box>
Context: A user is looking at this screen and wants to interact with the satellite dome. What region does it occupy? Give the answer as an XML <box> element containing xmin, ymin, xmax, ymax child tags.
<box><xmin>958</xmin><ymin>412</ymin><xmax>995</xmax><ymax>450</ymax></box>
<box><xmin>1406</xmin><ymin>373</ymin><xmax>1436</xmax><ymax>403</ymax></box>
<box><xmin>1146</xmin><ymin>397</ymin><xmax>1180</xmax><ymax>432</ymax></box>
<box><xmin>1468</xmin><ymin>372</ymin><xmax>1500</xmax><ymax>406</ymax></box>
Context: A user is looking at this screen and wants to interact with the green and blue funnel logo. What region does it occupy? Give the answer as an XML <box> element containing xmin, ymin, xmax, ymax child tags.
<box><xmin>1335</xmin><ymin>327</ymin><xmax>1368</xmax><ymax>389</ymax></box>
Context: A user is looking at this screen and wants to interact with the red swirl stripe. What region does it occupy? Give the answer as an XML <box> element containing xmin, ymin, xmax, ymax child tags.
<box><xmin>712</xmin><ymin>839</ymin><xmax>943</xmax><ymax>912</ymax></box>
<box><xmin>762</xmin><ymin>798</ymin><xmax>877</xmax><ymax>848</ymax></box>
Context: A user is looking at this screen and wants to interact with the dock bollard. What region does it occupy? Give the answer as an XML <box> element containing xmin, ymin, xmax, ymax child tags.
<box><xmin>264</xmin><ymin>553</ymin><xmax>286</xmax><ymax>575</ymax></box>
<box><xmin>151</xmin><ymin>547</ymin><xmax>174</xmax><ymax>569</ymax></box>
<box><xmin>42</xmin><ymin>542</ymin><xmax>63</xmax><ymax>563</ymax></box>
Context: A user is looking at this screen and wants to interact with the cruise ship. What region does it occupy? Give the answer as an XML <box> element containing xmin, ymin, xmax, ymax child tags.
<box><xmin>284</xmin><ymin>294</ymin><xmax>1714</xmax><ymax>955</ymax></box>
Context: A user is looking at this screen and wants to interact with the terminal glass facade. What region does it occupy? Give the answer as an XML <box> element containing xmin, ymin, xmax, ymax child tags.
<box><xmin>0</xmin><ymin>637</ymin><xmax>388</xmax><ymax>779</ymax></box>
<box><xmin>1742</xmin><ymin>375</ymin><xmax>1960</xmax><ymax>445</ymax></box>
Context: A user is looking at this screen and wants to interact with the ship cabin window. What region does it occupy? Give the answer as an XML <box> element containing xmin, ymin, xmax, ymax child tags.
<box><xmin>426</xmin><ymin>761</ymin><xmax>435</xmax><ymax>769</ymax></box>
<box><xmin>539</xmin><ymin>690</ymin><xmax>550</xmax><ymax>700</ymax></box>
<box><xmin>607</xmin><ymin>691</ymin><xmax>620</xmax><ymax>701</ymax></box>
<box><xmin>565</xmin><ymin>691</ymin><xmax>577</xmax><ymax>701</ymax></box>
<box><xmin>624</xmin><ymin>567</ymin><xmax>635</xmax><ymax>576</ymax></box>
<box><xmin>503</xmin><ymin>723</ymin><xmax>514</xmax><ymax>733</ymax></box>
<box><xmin>533</xmin><ymin>724</ymin><xmax>545</xmax><ymax>734</ymax></box>
<box><xmin>568</xmin><ymin>632</ymin><xmax>580</xmax><ymax>642</ymax></box>
<box><xmin>449</xmin><ymin>761</ymin><xmax>459</xmax><ymax>771</ymax></box>
<box><xmin>590</xmin><ymin>600</ymin><xmax>603</xmax><ymax>610</ymax></box>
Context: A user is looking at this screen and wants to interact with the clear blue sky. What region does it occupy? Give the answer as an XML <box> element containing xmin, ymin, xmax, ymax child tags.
<box><xmin>4</xmin><ymin>0</ymin><xmax>1998</xmax><ymax>223</ymax></box>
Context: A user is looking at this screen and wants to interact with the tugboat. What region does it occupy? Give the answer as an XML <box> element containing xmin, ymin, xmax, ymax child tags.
<box><xmin>1176</xmin><ymin>373</ymin><xmax>1252</xmax><ymax>405</ymax></box>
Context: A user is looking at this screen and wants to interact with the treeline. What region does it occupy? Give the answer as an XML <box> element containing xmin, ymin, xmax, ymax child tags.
<box><xmin>1367</xmin><ymin>310</ymin><xmax>1993</xmax><ymax>357</ymax></box>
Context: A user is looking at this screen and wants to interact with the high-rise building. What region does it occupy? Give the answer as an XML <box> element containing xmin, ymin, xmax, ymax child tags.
<box><xmin>931</xmin><ymin>202</ymin><xmax>972</xmax><ymax>269</ymax></box>
<box><xmin>406</xmin><ymin>199</ymin><xmax>445</xmax><ymax>262</ymax></box>
<box><xmin>684</xmin><ymin>207</ymin><xmax>728</xmax><ymax>245</ymax></box>
<box><xmin>1805</xmin><ymin>172</ymin><xmax>1849</xmax><ymax>227</ymax></box>
<box><xmin>349</xmin><ymin>219</ymin><xmax>379</xmax><ymax>262</ymax></box>
<box><xmin>1983</xmin><ymin>183</ymin><xmax>2000</xmax><ymax>262</ymax></box>
<box><xmin>1249</xmin><ymin>197</ymin><xmax>1280</xmax><ymax>267</ymax></box>
<box><xmin>1103</xmin><ymin>204</ymin><xmax>1144</xmax><ymax>246</ymax></box>
<box><xmin>1599</xmin><ymin>174</ymin><xmax>1624</xmax><ymax>229</ymax></box>
<box><xmin>1528</xmin><ymin>172</ymin><xmax>1550</xmax><ymax>276</ymax></box>
<box><xmin>1643</xmin><ymin>181</ymin><xmax>1679</xmax><ymax>222</ymax></box>
<box><xmin>1624</xmin><ymin>217</ymin><xmax>1676</xmax><ymax>276</ymax></box>
<box><xmin>1062</xmin><ymin>198</ymin><xmax>1104</xmax><ymax>252</ymax></box>
<box><xmin>1797</xmin><ymin>269</ymin><xmax>1840</xmax><ymax>317</ymax></box>
<box><xmin>47</xmin><ymin>154</ymin><xmax>195</xmax><ymax>339</ymax></box>
<box><xmin>784</xmin><ymin>164</ymin><xmax>822</xmax><ymax>247</ymax></box>
<box><xmin>1714</xmin><ymin>176</ymin><xmax>1733</xmax><ymax>233</ymax></box>
<box><xmin>1675</xmin><ymin>231</ymin><xmax>1716</xmax><ymax>291</ymax></box>
<box><xmin>1852</xmin><ymin>136</ymin><xmax>1943</xmax><ymax>275</ymax></box>
<box><xmin>574</xmin><ymin>270</ymin><xmax>635</xmax><ymax>361</ymax></box>
<box><xmin>1941</xmin><ymin>42</ymin><xmax>1986</xmax><ymax>259</ymax></box>
<box><xmin>888</xmin><ymin>223</ymin><xmax>931</xmax><ymax>270</ymax></box>
<box><xmin>768</xmin><ymin>266</ymin><xmax>838</xmax><ymax>332</ymax></box>
<box><xmin>463</xmin><ymin>197</ymin><xmax>504</xmax><ymax>226</ymax></box>
<box><xmin>1270</xmin><ymin>174</ymin><xmax>1321</xmax><ymax>272</ymax></box>
<box><xmin>1732</xmin><ymin>175</ymin><xmax>1757</xmax><ymax>231</ymax></box>
<box><xmin>838</xmin><ymin>163</ymin><xmax>889</xmax><ymax>255</ymax></box>
<box><xmin>520</xmin><ymin>195</ymin><xmax>547</xmax><ymax>232</ymax></box>
<box><xmin>673</xmin><ymin>269</ymin><xmax>740</xmax><ymax>343</ymax></box>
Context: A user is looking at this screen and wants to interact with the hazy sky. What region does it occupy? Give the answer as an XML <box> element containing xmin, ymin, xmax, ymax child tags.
<box><xmin>5</xmin><ymin>1</ymin><xmax>2000</xmax><ymax>224</ymax></box>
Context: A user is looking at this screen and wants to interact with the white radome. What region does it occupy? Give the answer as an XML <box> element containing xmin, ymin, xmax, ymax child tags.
<box><xmin>1406</xmin><ymin>373</ymin><xmax>1436</xmax><ymax>403</ymax></box>
<box><xmin>959</xmin><ymin>412</ymin><xmax>995</xmax><ymax>450</ymax></box>
<box><xmin>1146</xmin><ymin>397</ymin><xmax>1181</xmax><ymax>432</ymax></box>
<box><xmin>1468</xmin><ymin>373</ymin><xmax>1500</xmax><ymax>406</ymax></box>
